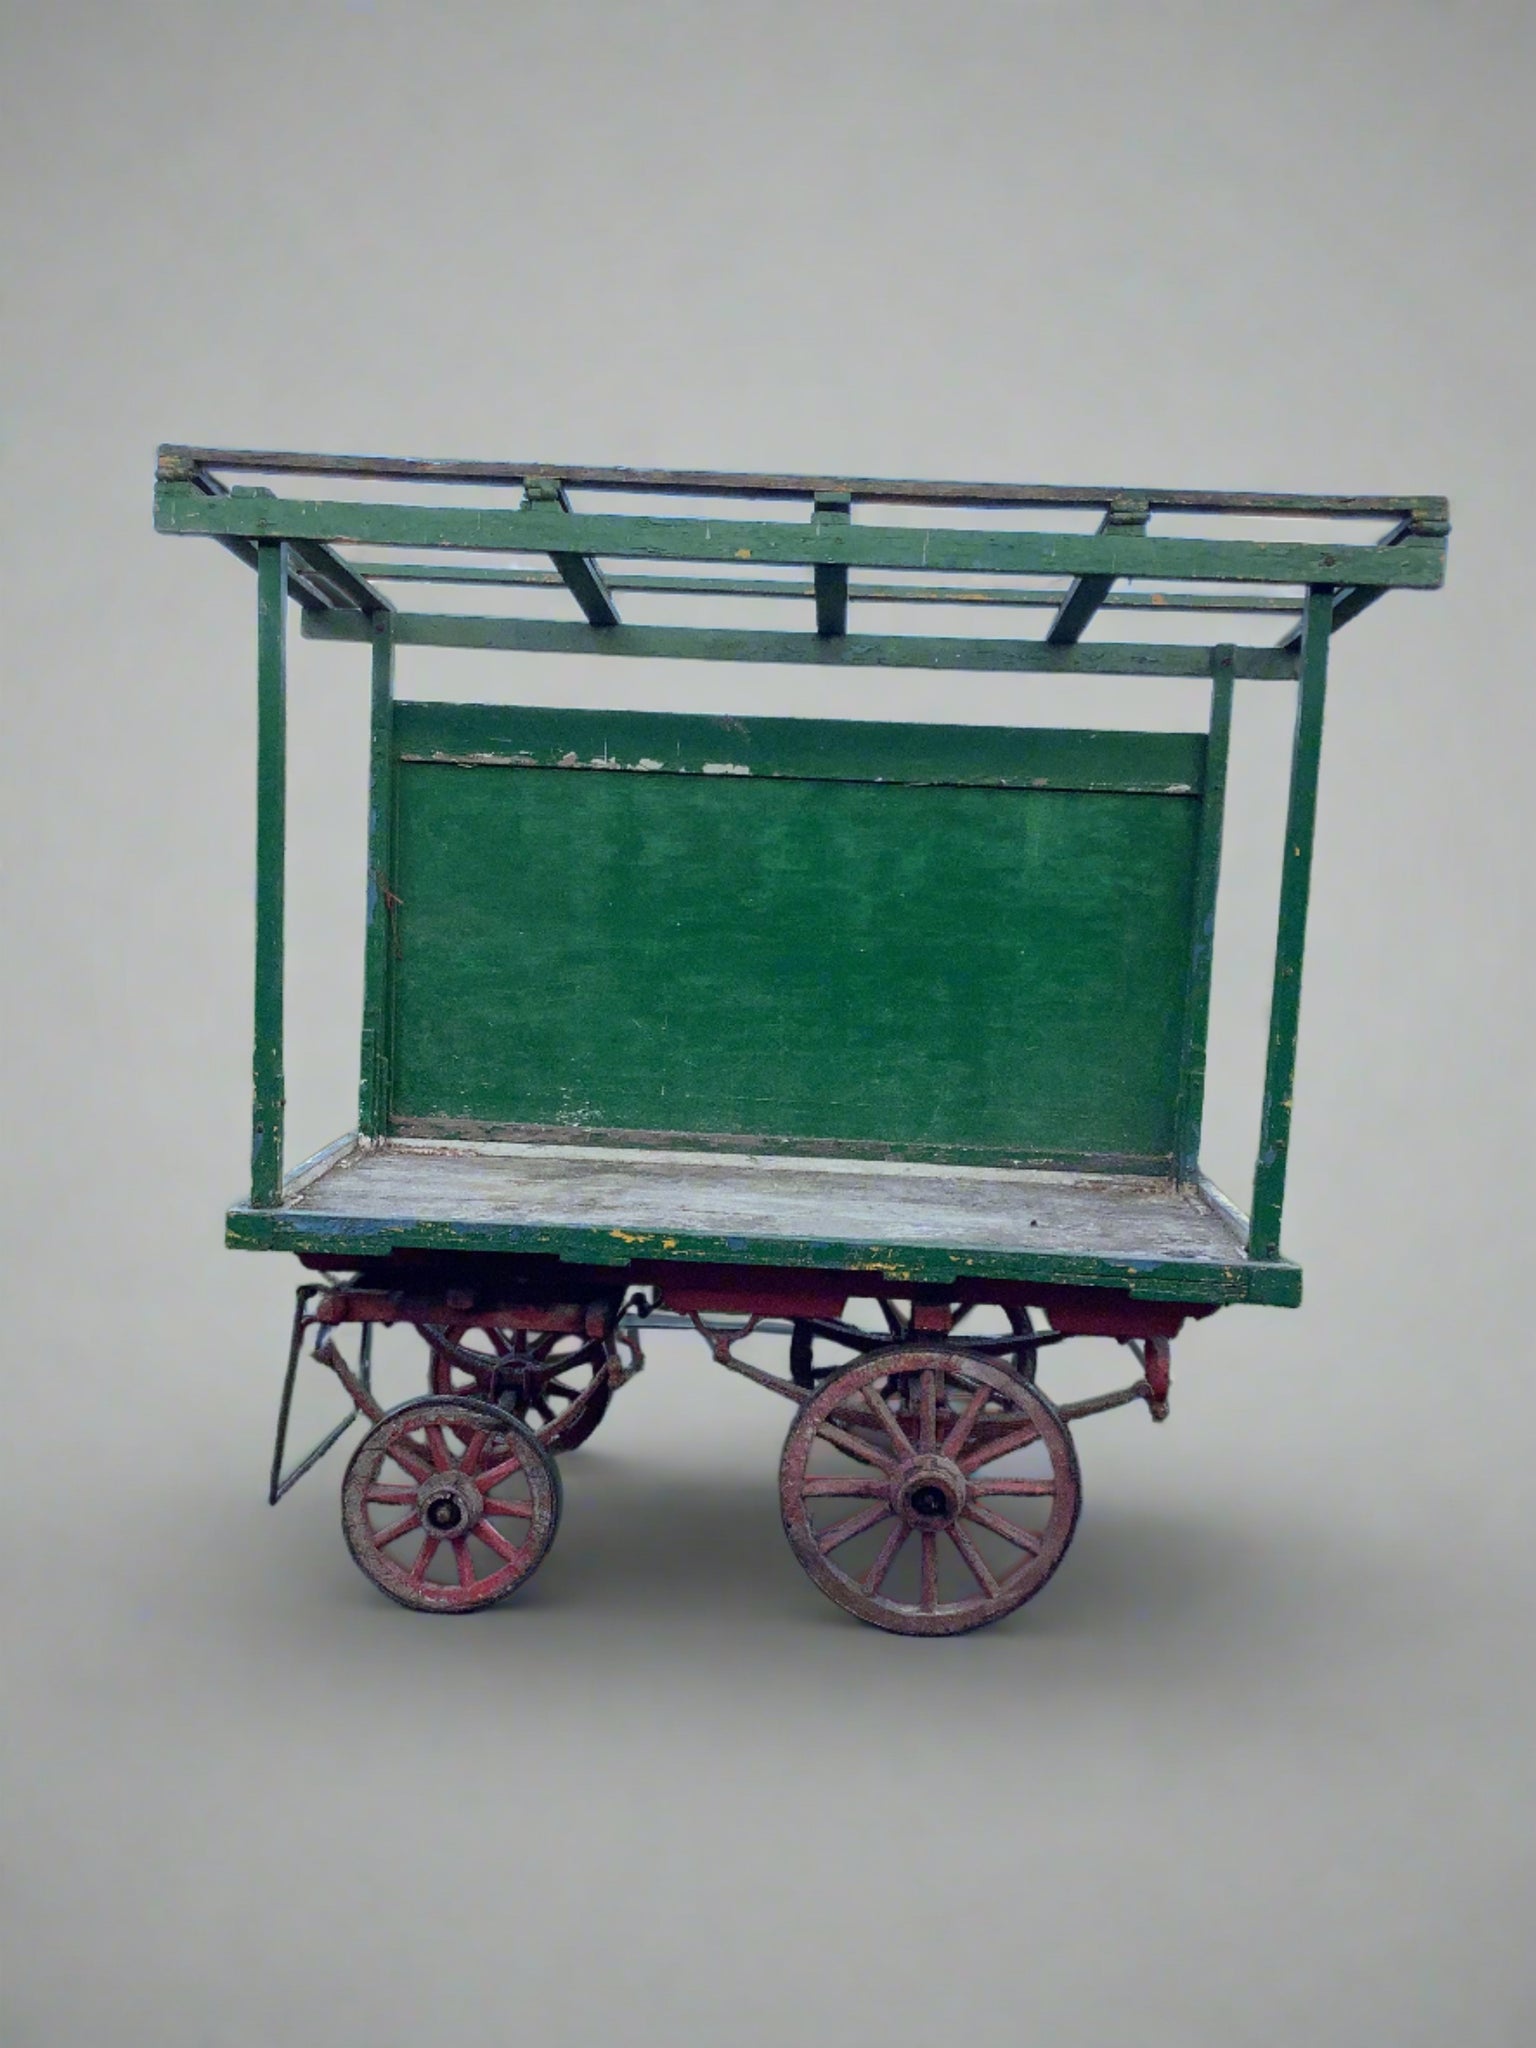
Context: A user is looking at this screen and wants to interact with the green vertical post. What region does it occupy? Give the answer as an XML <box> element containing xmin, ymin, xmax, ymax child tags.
<box><xmin>359</xmin><ymin>612</ymin><xmax>396</xmax><ymax>1136</ymax></box>
<box><xmin>1173</xmin><ymin>644</ymin><xmax>1235</xmax><ymax>1181</ymax></box>
<box><xmin>1248</xmin><ymin>587</ymin><xmax>1334</xmax><ymax>1258</ymax></box>
<box><xmin>813</xmin><ymin>491</ymin><xmax>850</xmax><ymax>637</ymax></box>
<box><xmin>251</xmin><ymin>541</ymin><xmax>289</xmax><ymax>1206</ymax></box>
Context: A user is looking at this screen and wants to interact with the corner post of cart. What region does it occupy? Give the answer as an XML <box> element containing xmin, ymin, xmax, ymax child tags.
<box><xmin>1248</xmin><ymin>583</ymin><xmax>1333</xmax><ymax>1261</ymax></box>
<box><xmin>251</xmin><ymin>537</ymin><xmax>288</xmax><ymax>1207</ymax></box>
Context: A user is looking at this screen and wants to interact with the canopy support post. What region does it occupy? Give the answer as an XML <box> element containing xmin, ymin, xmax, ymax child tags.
<box><xmin>1248</xmin><ymin>587</ymin><xmax>1334</xmax><ymax>1259</ymax></box>
<box><xmin>251</xmin><ymin>541</ymin><xmax>289</xmax><ymax>1207</ymax></box>
<box><xmin>359</xmin><ymin>612</ymin><xmax>396</xmax><ymax>1138</ymax></box>
<box><xmin>1174</xmin><ymin>644</ymin><xmax>1235</xmax><ymax>1182</ymax></box>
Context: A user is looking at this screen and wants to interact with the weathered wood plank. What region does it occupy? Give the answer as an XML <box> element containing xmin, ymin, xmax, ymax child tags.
<box><xmin>385</xmin><ymin>768</ymin><xmax>1202</xmax><ymax>1167</ymax></box>
<box><xmin>157</xmin><ymin>442</ymin><xmax>1446</xmax><ymax>521</ymax></box>
<box><xmin>346</xmin><ymin>560</ymin><xmax>1307</xmax><ymax>613</ymax></box>
<box><xmin>220</xmin><ymin>1140</ymin><xmax>1302</xmax><ymax>1305</ymax></box>
<box><xmin>157</xmin><ymin>483</ymin><xmax>1448</xmax><ymax>589</ymax></box>
<box><xmin>391</xmin><ymin>700</ymin><xmax>1208</xmax><ymax>793</ymax></box>
<box><xmin>308</xmin><ymin>606</ymin><xmax>1300</xmax><ymax>680</ymax></box>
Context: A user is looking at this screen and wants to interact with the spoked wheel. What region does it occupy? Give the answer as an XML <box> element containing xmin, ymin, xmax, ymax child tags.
<box><xmin>425</xmin><ymin>1324</ymin><xmax>613</xmax><ymax>1452</ymax></box>
<box><xmin>341</xmin><ymin>1397</ymin><xmax>561</xmax><ymax>1614</ymax></box>
<box><xmin>780</xmin><ymin>1345</ymin><xmax>1080</xmax><ymax>1636</ymax></box>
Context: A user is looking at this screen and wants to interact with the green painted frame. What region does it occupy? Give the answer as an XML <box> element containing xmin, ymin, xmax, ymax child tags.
<box><xmin>158</xmin><ymin>445</ymin><xmax>1449</xmax><ymax>1285</ymax></box>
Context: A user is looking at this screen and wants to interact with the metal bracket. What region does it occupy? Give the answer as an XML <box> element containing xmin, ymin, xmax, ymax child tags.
<box><xmin>269</xmin><ymin>1285</ymin><xmax>376</xmax><ymax>1504</ymax></box>
<box><xmin>687</xmin><ymin>1313</ymin><xmax>811</xmax><ymax>1405</ymax></box>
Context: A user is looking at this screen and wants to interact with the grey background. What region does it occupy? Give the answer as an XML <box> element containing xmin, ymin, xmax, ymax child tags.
<box><xmin>3</xmin><ymin>3</ymin><xmax>1533</xmax><ymax>2043</ymax></box>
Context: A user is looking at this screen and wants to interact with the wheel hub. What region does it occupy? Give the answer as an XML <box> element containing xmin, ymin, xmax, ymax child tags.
<box><xmin>894</xmin><ymin>1455</ymin><xmax>966</xmax><ymax>1529</ymax></box>
<box><xmin>416</xmin><ymin>1468</ymin><xmax>484</xmax><ymax>1538</ymax></box>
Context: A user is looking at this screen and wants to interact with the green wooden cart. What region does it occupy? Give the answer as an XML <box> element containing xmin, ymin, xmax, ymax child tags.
<box><xmin>156</xmin><ymin>445</ymin><xmax>1448</xmax><ymax>1633</ymax></box>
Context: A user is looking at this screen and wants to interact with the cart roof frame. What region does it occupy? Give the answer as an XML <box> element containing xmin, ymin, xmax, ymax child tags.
<box><xmin>155</xmin><ymin>445</ymin><xmax>1449</xmax><ymax>1307</ymax></box>
<box><xmin>156</xmin><ymin>444</ymin><xmax>1447</xmax><ymax>676</ymax></box>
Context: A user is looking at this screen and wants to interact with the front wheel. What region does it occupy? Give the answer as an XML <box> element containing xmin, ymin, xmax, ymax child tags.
<box><xmin>779</xmin><ymin>1345</ymin><xmax>1080</xmax><ymax>1636</ymax></box>
<box><xmin>341</xmin><ymin>1397</ymin><xmax>562</xmax><ymax>1614</ymax></box>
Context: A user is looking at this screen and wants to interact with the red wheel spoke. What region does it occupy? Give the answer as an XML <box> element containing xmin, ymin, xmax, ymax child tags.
<box><xmin>963</xmin><ymin>1502</ymin><xmax>1043</xmax><ymax>1553</ymax></box>
<box><xmin>971</xmin><ymin>1477</ymin><xmax>1055</xmax><ymax>1497</ymax></box>
<box><xmin>474</xmin><ymin>1519</ymin><xmax>526</xmax><ymax>1564</ymax></box>
<box><xmin>475</xmin><ymin>1452</ymin><xmax>527</xmax><ymax>1489</ymax></box>
<box><xmin>864</xmin><ymin>1521</ymin><xmax>908</xmax><ymax>1595</ymax></box>
<box><xmin>959</xmin><ymin>1421</ymin><xmax>1041</xmax><ymax>1474</ymax></box>
<box><xmin>814</xmin><ymin>1420</ymin><xmax>897</xmax><ymax>1472</ymax></box>
<box><xmin>425</xmin><ymin>1425</ymin><xmax>452</xmax><ymax>1472</ymax></box>
<box><xmin>543</xmin><ymin>1380</ymin><xmax>581</xmax><ymax>1404</ymax></box>
<box><xmin>531</xmin><ymin>1332</ymin><xmax>560</xmax><ymax>1361</ymax></box>
<box><xmin>410</xmin><ymin>1537</ymin><xmax>440</xmax><ymax>1583</ymax></box>
<box><xmin>817</xmin><ymin>1502</ymin><xmax>890</xmax><ymax>1556</ymax></box>
<box><xmin>364</xmin><ymin>1485</ymin><xmax>417</xmax><ymax>1506</ymax></box>
<box><xmin>387</xmin><ymin>1437</ymin><xmax>432</xmax><ymax>1481</ymax></box>
<box><xmin>481</xmin><ymin>1497</ymin><xmax>534</xmax><ymax>1519</ymax></box>
<box><xmin>454</xmin><ymin>1539</ymin><xmax>476</xmax><ymax>1591</ymax></box>
<box><xmin>373</xmin><ymin>1510</ymin><xmax>422</xmax><ymax>1549</ymax></box>
<box><xmin>801</xmin><ymin>1474</ymin><xmax>887</xmax><ymax>1498</ymax></box>
<box><xmin>458</xmin><ymin>1428</ymin><xmax>488</xmax><ymax>1476</ymax></box>
<box><xmin>920</xmin><ymin>1530</ymin><xmax>939</xmax><ymax>1610</ymax></box>
<box><xmin>531</xmin><ymin>1396</ymin><xmax>555</xmax><ymax>1425</ymax></box>
<box><xmin>918</xmin><ymin>1369</ymin><xmax>939</xmax><ymax>1454</ymax></box>
<box><xmin>859</xmin><ymin>1384</ymin><xmax>913</xmax><ymax>1458</ymax></box>
<box><xmin>948</xmin><ymin>1523</ymin><xmax>999</xmax><ymax>1598</ymax></box>
<box><xmin>940</xmin><ymin>1380</ymin><xmax>991</xmax><ymax>1460</ymax></box>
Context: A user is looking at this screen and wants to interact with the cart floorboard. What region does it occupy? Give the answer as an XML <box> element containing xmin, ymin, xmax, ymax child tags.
<box><xmin>231</xmin><ymin>1136</ymin><xmax>1277</xmax><ymax>1290</ymax></box>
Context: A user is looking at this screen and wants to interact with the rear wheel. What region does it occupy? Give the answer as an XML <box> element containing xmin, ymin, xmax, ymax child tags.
<box><xmin>425</xmin><ymin>1324</ymin><xmax>613</xmax><ymax>1452</ymax></box>
<box><xmin>779</xmin><ymin>1345</ymin><xmax>1080</xmax><ymax>1636</ymax></box>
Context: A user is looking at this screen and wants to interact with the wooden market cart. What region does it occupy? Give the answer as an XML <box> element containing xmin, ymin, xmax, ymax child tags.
<box><xmin>155</xmin><ymin>445</ymin><xmax>1448</xmax><ymax>1634</ymax></box>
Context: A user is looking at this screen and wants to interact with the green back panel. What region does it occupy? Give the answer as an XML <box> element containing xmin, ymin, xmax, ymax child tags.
<box><xmin>386</xmin><ymin>704</ymin><xmax>1207</xmax><ymax>1170</ymax></box>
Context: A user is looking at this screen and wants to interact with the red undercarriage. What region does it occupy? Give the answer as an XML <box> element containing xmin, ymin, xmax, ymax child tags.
<box><xmin>298</xmin><ymin>1250</ymin><xmax>1214</xmax><ymax>1343</ymax></box>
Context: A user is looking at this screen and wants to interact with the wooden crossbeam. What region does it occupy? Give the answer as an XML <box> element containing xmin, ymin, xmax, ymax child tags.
<box><xmin>1046</xmin><ymin>497</ymin><xmax>1150</xmax><ymax>646</ymax></box>
<box><xmin>813</xmin><ymin>492</ymin><xmax>850</xmax><ymax>636</ymax></box>
<box><xmin>523</xmin><ymin>477</ymin><xmax>620</xmax><ymax>627</ymax></box>
<box><xmin>158</xmin><ymin>444</ymin><xmax>1447</xmax><ymax>522</ymax></box>
<box><xmin>304</xmin><ymin>606</ymin><xmax>1299</xmax><ymax>679</ymax></box>
<box><xmin>1274</xmin><ymin>513</ymin><xmax>1448</xmax><ymax>651</ymax></box>
<box><xmin>346</xmin><ymin>560</ymin><xmax>1305</xmax><ymax>614</ymax></box>
<box><xmin>287</xmin><ymin>538</ymin><xmax>390</xmax><ymax>615</ymax></box>
<box><xmin>196</xmin><ymin>478</ymin><xmax>388</xmax><ymax>616</ymax></box>
<box><xmin>156</xmin><ymin>485</ymin><xmax>1448</xmax><ymax>591</ymax></box>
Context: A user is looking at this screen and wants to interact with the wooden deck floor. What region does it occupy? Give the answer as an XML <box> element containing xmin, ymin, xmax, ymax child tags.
<box><xmin>283</xmin><ymin>1137</ymin><xmax>1249</xmax><ymax>1266</ymax></box>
